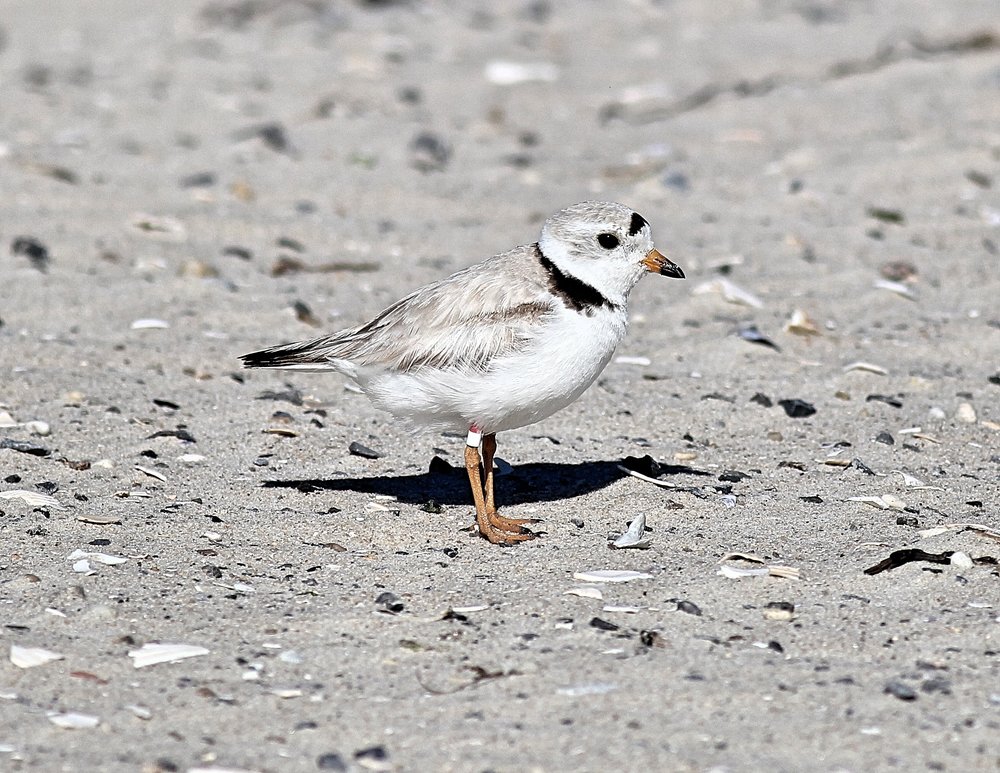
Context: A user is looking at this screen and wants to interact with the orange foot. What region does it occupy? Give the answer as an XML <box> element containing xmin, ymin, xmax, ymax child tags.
<box><xmin>477</xmin><ymin>522</ymin><xmax>538</xmax><ymax>545</ymax></box>
<box><xmin>486</xmin><ymin>508</ymin><xmax>540</xmax><ymax>534</ymax></box>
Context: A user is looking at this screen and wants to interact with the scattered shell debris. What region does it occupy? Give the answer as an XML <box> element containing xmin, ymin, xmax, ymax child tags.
<box><xmin>0</xmin><ymin>490</ymin><xmax>64</xmax><ymax>509</ymax></box>
<box><xmin>873</xmin><ymin>278</ymin><xmax>917</xmax><ymax>300</ymax></box>
<box><xmin>718</xmin><ymin>553</ymin><xmax>801</xmax><ymax>580</ymax></box>
<box><xmin>609</xmin><ymin>513</ymin><xmax>651</xmax><ymax>550</ymax></box>
<box><xmin>67</xmin><ymin>549</ymin><xmax>128</xmax><ymax>566</ymax></box>
<box><xmin>572</xmin><ymin>570</ymin><xmax>654</xmax><ymax>583</ymax></box>
<box><xmin>10</xmin><ymin>645</ymin><xmax>64</xmax><ymax>669</ymax></box>
<box><xmin>847</xmin><ymin>494</ymin><xmax>907</xmax><ymax>511</ymax></box>
<box><xmin>614</xmin><ymin>355</ymin><xmax>651</xmax><ymax>366</ymax></box>
<box><xmin>130</xmin><ymin>318</ymin><xmax>171</xmax><ymax>330</ymax></box>
<box><xmin>692</xmin><ymin>278</ymin><xmax>764</xmax><ymax>308</ymax></box>
<box><xmin>128</xmin><ymin>643</ymin><xmax>210</xmax><ymax>668</ymax></box>
<box><xmin>564</xmin><ymin>586</ymin><xmax>604</xmax><ymax>600</ymax></box>
<box><xmin>47</xmin><ymin>712</ymin><xmax>100</xmax><ymax>730</ymax></box>
<box><xmin>843</xmin><ymin>361</ymin><xmax>888</xmax><ymax>375</ymax></box>
<box><xmin>483</xmin><ymin>60</ymin><xmax>559</xmax><ymax>85</ymax></box>
<box><xmin>785</xmin><ymin>309</ymin><xmax>820</xmax><ymax>337</ymax></box>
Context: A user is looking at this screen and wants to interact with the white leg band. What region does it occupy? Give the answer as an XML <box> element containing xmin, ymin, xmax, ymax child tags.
<box><xmin>466</xmin><ymin>429</ymin><xmax>482</xmax><ymax>448</ymax></box>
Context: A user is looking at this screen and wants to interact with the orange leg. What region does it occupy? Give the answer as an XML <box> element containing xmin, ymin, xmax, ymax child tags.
<box><xmin>464</xmin><ymin>436</ymin><xmax>534</xmax><ymax>545</ymax></box>
<box><xmin>481</xmin><ymin>433</ymin><xmax>539</xmax><ymax>534</ymax></box>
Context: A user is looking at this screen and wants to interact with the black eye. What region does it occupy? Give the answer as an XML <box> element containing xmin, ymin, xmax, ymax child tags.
<box><xmin>597</xmin><ymin>233</ymin><xmax>619</xmax><ymax>250</ymax></box>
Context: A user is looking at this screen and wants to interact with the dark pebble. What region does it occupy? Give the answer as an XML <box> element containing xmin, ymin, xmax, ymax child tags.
<box><xmin>442</xmin><ymin>547</ymin><xmax>458</xmax><ymax>558</ymax></box>
<box><xmin>354</xmin><ymin>747</ymin><xmax>389</xmax><ymax>764</ymax></box>
<box><xmin>875</xmin><ymin>431</ymin><xmax>894</xmax><ymax>445</ymax></box>
<box><xmin>316</xmin><ymin>752</ymin><xmax>348</xmax><ymax>771</ymax></box>
<box><xmin>152</xmin><ymin>398</ymin><xmax>181</xmax><ymax>410</ymax></box>
<box><xmin>767</xmin><ymin>640</ymin><xmax>784</xmax><ymax>653</ymax></box>
<box><xmin>5</xmin><ymin>474</ymin><xmax>21</xmax><ymax>483</ymax></box>
<box><xmin>778</xmin><ymin>399</ymin><xmax>816</xmax><ymax>418</ymax></box>
<box><xmin>988</xmin><ymin>373</ymin><xmax>1000</xmax><ymax>386</ymax></box>
<box><xmin>750</xmin><ymin>392</ymin><xmax>773</xmax><ymax>407</ymax></box>
<box><xmin>179</xmin><ymin>171</ymin><xmax>216</xmax><ymax>188</ymax></box>
<box><xmin>852</xmin><ymin>458</ymin><xmax>876</xmax><ymax>475</ymax></box>
<box><xmin>235</xmin><ymin>121</ymin><xmax>290</xmax><ymax>154</ymax></box>
<box><xmin>866</xmin><ymin>206</ymin><xmax>905</xmax><ymax>224</ymax></box>
<box><xmin>866</xmin><ymin>394</ymin><xmax>903</xmax><ymax>408</ymax></box>
<box><xmin>766</xmin><ymin>601</ymin><xmax>795</xmax><ymax>614</ymax></box>
<box><xmin>896</xmin><ymin>515</ymin><xmax>919</xmax><ymax>527</ymax></box>
<box><xmin>676</xmin><ymin>600</ymin><xmax>702</xmax><ymax>616</ymax></box>
<box><xmin>662</xmin><ymin>170</ymin><xmax>690</xmax><ymax>192</ymax></box>
<box><xmin>147</xmin><ymin>428</ymin><xmax>196</xmax><ymax>443</ymax></box>
<box><xmin>256</xmin><ymin>388</ymin><xmax>304</xmax><ymax>406</ymax></box>
<box><xmin>0</xmin><ymin>438</ymin><xmax>51</xmax><ymax>457</ymax></box>
<box><xmin>277</xmin><ymin>236</ymin><xmax>305</xmax><ymax>252</ymax></box>
<box><xmin>375</xmin><ymin>591</ymin><xmax>404</xmax><ymax>614</ymax></box>
<box><xmin>800</xmin><ymin>495</ymin><xmax>823</xmax><ymax>503</ymax></box>
<box><xmin>409</xmin><ymin>131</ymin><xmax>451</xmax><ymax>172</ymax></box>
<box><xmin>349</xmin><ymin>441</ymin><xmax>382</xmax><ymax>459</ymax></box>
<box><xmin>222</xmin><ymin>245</ymin><xmax>253</xmax><ymax>260</ymax></box>
<box><xmin>884</xmin><ymin>681</ymin><xmax>918</xmax><ymax>701</ymax></box>
<box><xmin>736</xmin><ymin>323</ymin><xmax>779</xmax><ymax>350</ymax></box>
<box><xmin>589</xmin><ymin>617</ymin><xmax>619</xmax><ymax>631</ymax></box>
<box><xmin>921</xmin><ymin>678</ymin><xmax>952</xmax><ymax>695</ymax></box>
<box><xmin>420</xmin><ymin>500</ymin><xmax>443</xmax><ymax>514</ymax></box>
<box><xmin>253</xmin><ymin>456</ymin><xmax>270</xmax><ymax>467</ymax></box>
<box><xmin>718</xmin><ymin>470</ymin><xmax>750</xmax><ymax>482</ymax></box>
<box><xmin>35</xmin><ymin>481</ymin><xmax>58</xmax><ymax>493</ymax></box>
<box><xmin>11</xmin><ymin>236</ymin><xmax>50</xmax><ymax>272</ymax></box>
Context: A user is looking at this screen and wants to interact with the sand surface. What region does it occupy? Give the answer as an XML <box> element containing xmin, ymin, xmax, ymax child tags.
<box><xmin>2</xmin><ymin>1</ymin><xmax>999</xmax><ymax>771</ymax></box>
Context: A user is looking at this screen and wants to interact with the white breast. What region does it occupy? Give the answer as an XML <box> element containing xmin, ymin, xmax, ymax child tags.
<box><xmin>363</xmin><ymin>306</ymin><xmax>628</xmax><ymax>433</ymax></box>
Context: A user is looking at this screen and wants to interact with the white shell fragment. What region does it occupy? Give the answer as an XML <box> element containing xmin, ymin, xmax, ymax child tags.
<box><xmin>128</xmin><ymin>643</ymin><xmax>210</xmax><ymax>668</ymax></box>
<box><xmin>873</xmin><ymin>278</ymin><xmax>917</xmax><ymax>300</ymax></box>
<box><xmin>484</xmin><ymin>60</ymin><xmax>559</xmax><ymax>85</ymax></box>
<box><xmin>563</xmin><ymin>586</ymin><xmax>604</xmax><ymax>600</ymax></box>
<box><xmin>614</xmin><ymin>355</ymin><xmax>651</xmax><ymax>366</ymax></box>
<box><xmin>134</xmin><ymin>464</ymin><xmax>167</xmax><ymax>482</ymax></box>
<box><xmin>572</xmin><ymin>570</ymin><xmax>653</xmax><ymax>583</ymax></box>
<box><xmin>557</xmin><ymin>683</ymin><xmax>618</xmax><ymax>697</ymax></box>
<box><xmin>843</xmin><ymin>361</ymin><xmax>889</xmax><ymax>375</ymax></box>
<box><xmin>848</xmin><ymin>494</ymin><xmax>907</xmax><ymax>511</ymax></box>
<box><xmin>0</xmin><ymin>489</ymin><xmax>65</xmax><ymax>509</ymax></box>
<box><xmin>692</xmin><ymin>277</ymin><xmax>764</xmax><ymax>308</ymax></box>
<box><xmin>610</xmin><ymin>514</ymin><xmax>651</xmax><ymax>550</ymax></box>
<box><xmin>178</xmin><ymin>453</ymin><xmax>207</xmax><ymax>463</ymax></box>
<box><xmin>130</xmin><ymin>318</ymin><xmax>171</xmax><ymax>330</ymax></box>
<box><xmin>717</xmin><ymin>554</ymin><xmax>801</xmax><ymax>580</ymax></box>
<box><xmin>125</xmin><ymin>704</ymin><xmax>153</xmax><ymax>720</ymax></box>
<box><xmin>616</xmin><ymin>465</ymin><xmax>678</xmax><ymax>488</ymax></box>
<box><xmin>950</xmin><ymin>552</ymin><xmax>974</xmax><ymax>569</ymax></box>
<box><xmin>67</xmin><ymin>549</ymin><xmax>128</xmax><ymax>566</ymax></box>
<box><xmin>955</xmin><ymin>402</ymin><xmax>977</xmax><ymax>423</ymax></box>
<box><xmin>785</xmin><ymin>308</ymin><xmax>820</xmax><ymax>337</ymax></box>
<box><xmin>47</xmin><ymin>712</ymin><xmax>100</xmax><ymax>729</ymax></box>
<box><xmin>10</xmin><ymin>645</ymin><xmax>64</xmax><ymax>669</ymax></box>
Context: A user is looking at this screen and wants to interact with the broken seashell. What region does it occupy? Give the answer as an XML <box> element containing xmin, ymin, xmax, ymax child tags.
<box><xmin>128</xmin><ymin>642</ymin><xmax>210</xmax><ymax>668</ymax></box>
<box><xmin>610</xmin><ymin>513</ymin><xmax>651</xmax><ymax>549</ymax></box>
<box><xmin>692</xmin><ymin>278</ymin><xmax>764</xmax><ymax>308</ymax></box>
<box><xmin>10</xmin><ymin>645</ymin><xmax>64</xmax><ymax>669</ymax></box>
<box><xmin>572</xmin><ymin>570</ymin><xmax>653</xmax><ymax>583</ymax></box>
<box><xmin>47</xmin><ymin>712</ymin><xmax>100</xmax><ymax>729</ymax></box>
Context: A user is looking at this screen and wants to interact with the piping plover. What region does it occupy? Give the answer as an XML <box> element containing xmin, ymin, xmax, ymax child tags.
<box><xmin>241</xmin><ymin>201</ymin><xmax>684</xmax><ymax>544</ymax></box>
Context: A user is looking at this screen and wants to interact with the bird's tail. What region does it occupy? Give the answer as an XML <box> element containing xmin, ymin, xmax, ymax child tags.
<box><xmin>240</xmin><ymin>338</ymin><xmax>338</xmax><ymax>371</ymax></box>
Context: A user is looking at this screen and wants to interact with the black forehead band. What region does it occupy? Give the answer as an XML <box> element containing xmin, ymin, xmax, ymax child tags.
<box><xmin>628</xmin><ymin>212</ymin><xmax>648</xmax><ymax>236</ymax></box>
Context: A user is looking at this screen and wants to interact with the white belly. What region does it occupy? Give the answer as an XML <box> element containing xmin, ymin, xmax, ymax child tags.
<box><xmin>363</xmin><ymin>307</ymin><xmax>628</xmax><ymax>433</ymax></box>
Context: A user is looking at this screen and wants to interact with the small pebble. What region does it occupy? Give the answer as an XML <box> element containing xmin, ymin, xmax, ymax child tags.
<box><xmin>349</xmin><ymin>441</ymin><xmax>382</xmax><ymax>459</ymax></box>
<box><xmin>884</xmin><ymin>681</ymin><xmax>917</xmax><ymax>701</ymax></box>
<box><xmin>955</xmin><ymin>402</ymin><xmax>977</xmax><ymax>423</ymax></box>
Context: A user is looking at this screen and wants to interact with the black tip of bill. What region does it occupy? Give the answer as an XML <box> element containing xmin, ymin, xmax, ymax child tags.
<box><xmin>660</xmin><ymin>262</ymin><xmax>685</xmax><ymax>279</ymax></box>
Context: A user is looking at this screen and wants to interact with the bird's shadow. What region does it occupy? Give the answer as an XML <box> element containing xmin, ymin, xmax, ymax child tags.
<box><xmin>263</xmin><ymin>460</ymin><xmax>628</xmax><ymax>507</ymax></box>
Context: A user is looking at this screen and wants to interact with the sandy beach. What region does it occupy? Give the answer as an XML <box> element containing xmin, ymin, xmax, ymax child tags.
<box><xmin>1</xmin><ymin>1</ymin><xmax>999</xmax><ymax>770</ymax></box>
